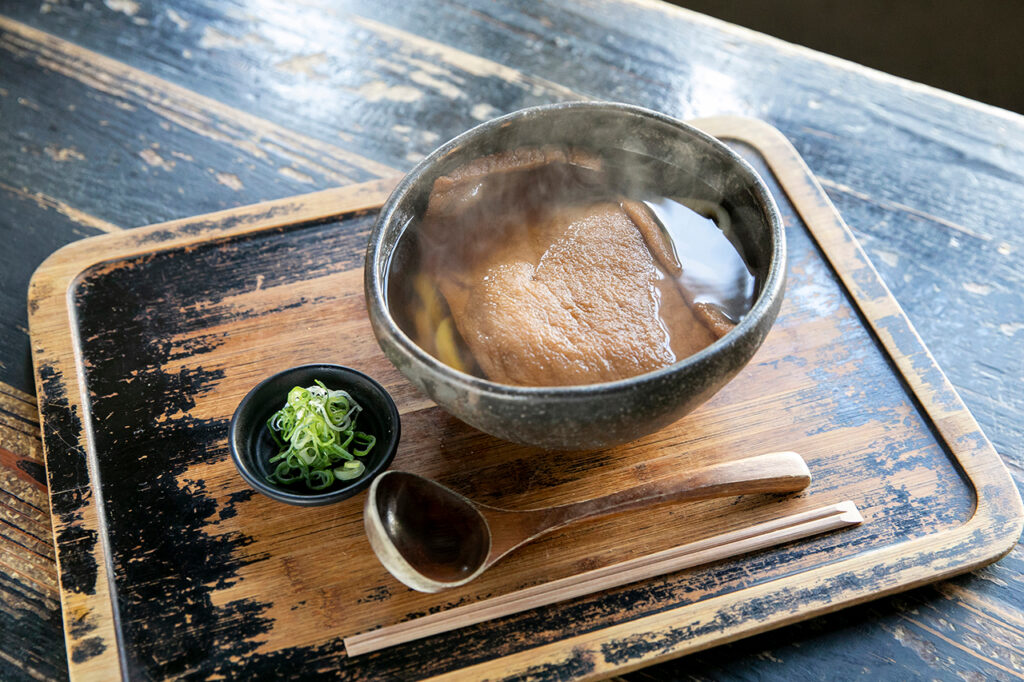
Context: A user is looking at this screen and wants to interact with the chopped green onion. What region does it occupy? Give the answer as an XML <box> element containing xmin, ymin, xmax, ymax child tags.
<box><xmin>352</xmin><ymin>432</ymin><xmax>376</xmax><ymax>456</ymax></box>
<box><xmin>265</xmin><ymin>380</ymin><xmax>376</xmax><ymax>491</ymax></box>
<box><xmin>334</xmin><ymin>461</ymin><xmax>365</xmax><ymax>481</ymax></box>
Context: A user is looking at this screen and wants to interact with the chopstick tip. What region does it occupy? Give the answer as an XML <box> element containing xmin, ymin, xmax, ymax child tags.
<box><xmin>835</xmin><ymin>500</ymin><xmax>863</xmax><ymax>525</ymax></box>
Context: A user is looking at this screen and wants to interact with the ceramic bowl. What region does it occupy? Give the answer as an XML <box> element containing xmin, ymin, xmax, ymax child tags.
<box><xmin>364</xmin><ymin>102</ymin><xmax>785</xmax><ymax>450</ymax></box>
<box><xmin>229</xmin><ymin>364</ymin><xmax>400</xmax><ymax>505</ymax></box>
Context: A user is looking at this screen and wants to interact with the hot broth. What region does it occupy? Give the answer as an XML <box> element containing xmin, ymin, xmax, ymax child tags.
<box><xmin>386</xmin><ymin>147</ymin><xmax>757</xmax><ymax>386</ymax></box>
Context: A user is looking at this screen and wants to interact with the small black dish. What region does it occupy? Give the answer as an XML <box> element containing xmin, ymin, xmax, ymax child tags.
<box><xmin>229</xmin><ymin>364</ymin><xmax>400</xmax><ymax>506</ymax></box>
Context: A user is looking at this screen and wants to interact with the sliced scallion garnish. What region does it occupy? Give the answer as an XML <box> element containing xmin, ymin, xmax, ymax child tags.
<box><xmin>265</xmin><ymin>381</ymin><xmax>375</xmax><ymax>491</ymax></box>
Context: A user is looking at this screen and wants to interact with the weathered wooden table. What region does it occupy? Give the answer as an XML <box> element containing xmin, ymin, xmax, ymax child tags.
<box><xmin>2</xmin><ymin>1</ymin><xmax>1022</xmax><ymax>679</ymax></box>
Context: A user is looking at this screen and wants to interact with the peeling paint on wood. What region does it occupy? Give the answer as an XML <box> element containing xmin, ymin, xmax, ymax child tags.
<box><xmin>4</xmin><ymin>0</ymin><xmax>1024</xmax><ymax>679</ymax></box>
<box><xmin>25</xmin><ymin>122</ymin><xmax>1021</xmax><ymax>679</ymax></box>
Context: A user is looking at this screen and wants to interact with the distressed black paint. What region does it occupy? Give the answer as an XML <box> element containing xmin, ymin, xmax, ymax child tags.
<box><xmin>49</xmin><ymin>489</ymin><xmax>98</xmax><ymax>597</ymax></box>
<box><xmin>69</xmin><ymin>637</ymin><xmax>106</xmax><ymax>665</ymax></box>
<box><xmin>39</xmin><ymin>145</ymin><xmax>988</xmax><ymax>678</ymax></box>
<box><xmin>7</xmin><ymin>0</ymin><xmax>1024</xmax><ymax>679</ymax></box>
<box><xmin>16</xmin><ymin>457</ymin><xmax>46</xmax><ymax>485</ymax></box>
<box><xmin>0</xmin><ymin>571</ymin><xmax>68</xmax><ymax>682</ymax></box>
<box><xmin>65</xmin><ymin>213</ymin><xmax>382</xmax><ymax>678</ymax></box>
<box><xmin>35</xmin><ymin>365</ymin><xmax>90</xmax><ymax>494</ymax></box>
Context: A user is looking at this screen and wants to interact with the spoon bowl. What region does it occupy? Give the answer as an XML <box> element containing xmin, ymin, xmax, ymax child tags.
<box><xmin>364</xmin><ymin>451</ymin><xmax>811</xmax><ymax>592</ymax></box>
<box><xmin>367</xmin><ymin>471</ymin><xmax>490</xmax><ymax>586</ymax></box>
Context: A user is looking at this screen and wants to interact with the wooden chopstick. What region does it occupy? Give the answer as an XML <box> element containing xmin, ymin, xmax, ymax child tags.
<box><xmin>344</xmin><ymin>501</ymin><xmax>863</xmax><ymax>656</ymax></box>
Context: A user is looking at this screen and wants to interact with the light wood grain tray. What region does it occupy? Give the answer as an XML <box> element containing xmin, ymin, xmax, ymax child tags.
<box><xmin>28</xmin><ymin>117</ymin><xmax>1022</xmax><ymax>680</ymax></box>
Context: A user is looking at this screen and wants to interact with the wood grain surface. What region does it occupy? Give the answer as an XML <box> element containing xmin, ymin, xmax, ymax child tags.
<box><xmin>344</xmin><ymin>500</ymin><xmax>865</xmax><ymax>656</ymax></box>
<box><xmin>26</xmin><ymin>119</ymin><xmax>1021</xmax><ymax>679</ymax></box>
<box><xmin>3</xmin><ymin>0</ymin><xmax>1024</xmax><ymax>680</ymax></box>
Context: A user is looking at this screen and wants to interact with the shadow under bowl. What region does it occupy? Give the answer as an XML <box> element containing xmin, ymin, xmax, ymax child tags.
<box><xmin>365</xmin><ymin>102</ymin><xmax>786</xmax><ymax>451</ymax></box>
<box><xmin>229</xmin><ymin>364</ymin><xmax>401</xmax><ymax>506</ymax></box>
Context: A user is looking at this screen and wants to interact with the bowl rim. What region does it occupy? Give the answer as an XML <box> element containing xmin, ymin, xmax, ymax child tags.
<box><xmin>228</xmin><ymin>363</ymin><xmax>401</xmax><ymax>505</ymax></box>
<box><xmin>366</xmin><ymin>101</ymin><xmax>786</xmax><ymax>399</ymax></box>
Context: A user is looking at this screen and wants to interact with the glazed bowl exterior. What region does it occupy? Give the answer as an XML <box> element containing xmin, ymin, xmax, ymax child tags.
<box><xmin>365</xmin><ymin>102</ymin><xmax>785</xmax><ymax>450</ymax></box>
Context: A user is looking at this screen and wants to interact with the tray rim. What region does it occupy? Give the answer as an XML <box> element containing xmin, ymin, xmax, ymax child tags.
<box><xmin>27</xmin><ymin>116</ymin><xmax>1023</xmax><ymax>681</ymax></box>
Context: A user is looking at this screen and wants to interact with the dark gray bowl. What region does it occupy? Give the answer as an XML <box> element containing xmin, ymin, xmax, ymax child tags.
<box><xmin>365</xmin><ymin>102</ymin><xmax>785</xmax><ymax>450</ymax></box>
<box><xmin>229</xmin><ymin>364</ymin><xmax>400</xmax><ymax>505</ymax></box>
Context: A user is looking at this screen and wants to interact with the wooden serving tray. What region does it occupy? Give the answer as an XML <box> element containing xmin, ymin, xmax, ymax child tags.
<box><xmin>29</xmin><ymin>117</ymin><xmax>1022</xmax><ymax>680</ymax></box>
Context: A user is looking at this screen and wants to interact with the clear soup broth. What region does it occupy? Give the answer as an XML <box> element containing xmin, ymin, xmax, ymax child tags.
<box><xmin>386</xmin><ymin>147</ymin><xmax>758</xmax><ymax>387</ymax></box>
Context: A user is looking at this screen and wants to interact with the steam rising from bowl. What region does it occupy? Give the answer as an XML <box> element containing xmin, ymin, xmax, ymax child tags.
<box><xmin>365</xmin><ymin>102</ymin><xmax>785</xmax><ymax>450</ymax></box>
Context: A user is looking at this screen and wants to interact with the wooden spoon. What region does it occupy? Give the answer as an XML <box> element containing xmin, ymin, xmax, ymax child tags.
<box><xmin>363</xmin><ymin>451</ymin><xmax>810</xmax><ymax>592</ymax></box>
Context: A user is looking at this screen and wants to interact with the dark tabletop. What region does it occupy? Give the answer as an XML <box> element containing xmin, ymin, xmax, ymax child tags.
<box><xmin>2</xmin><ymin>1</ymin><xmax>1022</xmax><ymax>679</ymax></box>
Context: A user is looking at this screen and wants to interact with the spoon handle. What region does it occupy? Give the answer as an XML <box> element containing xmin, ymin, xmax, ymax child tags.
<box><xmin>529</xmin><ymin>451</ymin><xmax>810</xmax><ymax>534</ymax></box>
